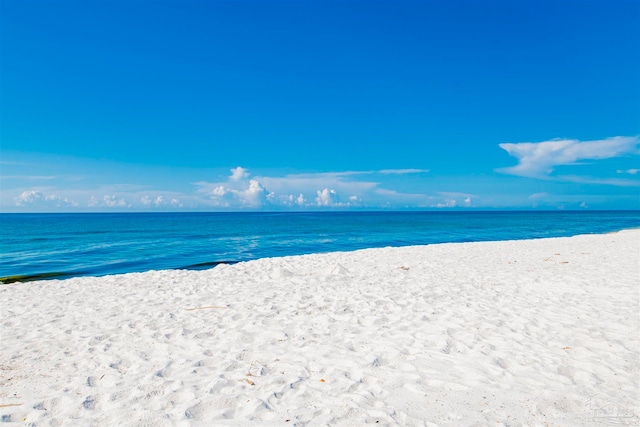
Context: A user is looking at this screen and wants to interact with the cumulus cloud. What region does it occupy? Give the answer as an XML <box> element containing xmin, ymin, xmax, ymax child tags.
<box><xmin>89</xmin><ymin>195</ymin><xmax>129</xmax><ymax>208</ymax></box>
<box><xmin>498</xmin><ymin>136</ymin><xmax>639</xmax><ymax>181</ymax></box>
<box><xmin>198</xmin><ymin>167</ymin><xmax>385</xmax><ymax>209</ymax></box>
<box><xmin>312</xmin><ymin>189</ymin><xmax>361</xmax><ymax>207</ymax></box>
<box><xmin>435</xmin><ymin>199</ymin><xmax>457</xmax><ymax>208</ymax></box>
<box><xmin>431</xmin><ymin>192</ymin><xmax>473</xmax><ymax>208</ymax></box>
<box><xmin>230</xmin><ymin>166</ymin><xmax>249</xmax><ymax>181</ymax></box>
<box><xmin>239</xmin><ymin>179</ymin><xmax>269</xmax><ymax>207</ymax></box>
<box><xmin>104</xmin><ymin>195</ymin><xmax>127</xmax><ymax>207</ymax></box>
<box><xmin>15</xmin><ymin>190</ymin><xmax>77</xmax><ymax>207</ymax></box>
<box><xmin>16</xmin><ymin>190</ymin><xmax>46</xmax><ymax>205</ymax></box>
<box><xmin>197</xmin><ymin>169</ymin><xmax>272</xmax><ymax>208</ymax></box>
<box><xmin>193</xmin><ymin>166</ymin><xmax>438</xmax><ymax>209</ymax></box>
<box><xmin>315</xmin><ymin>188</ymin><xmax>339</xmax><ymax>206</ymax></box>
<box><xmin>141</xmin><ymin>195</ymin><xmax>182</xmax><ymax>208</ymax></box>
<box><xmin>211</xmin><ymin>186</ymin><xmax>230</xmax><ymax>197</ymax></box>
<box><xmin>280</xmin><ymin>193</ymin><xmax>308</xmax><ymax>207</ymax></box>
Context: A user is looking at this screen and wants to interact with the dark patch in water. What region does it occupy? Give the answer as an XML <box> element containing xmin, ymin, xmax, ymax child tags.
<box><xmin>0</xmin><ymin>271</ymin><xmax>78</xmax><ymax>284</ymax></box>
<box><xmin>180</xmin><ymin>260</ymin><xmax>239</xmax><ymax>270</ymax></box>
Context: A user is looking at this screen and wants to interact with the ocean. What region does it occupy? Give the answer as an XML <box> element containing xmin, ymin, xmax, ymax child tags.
<box><xmin>1</xmin><ymin>211</ymin><xmax>638</xmax><ymax>282</ymax></box>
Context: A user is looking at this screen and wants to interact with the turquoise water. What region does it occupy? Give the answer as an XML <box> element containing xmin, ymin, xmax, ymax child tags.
<box><xmin>1</xmin><ymin>211</ymin><xmax>638</xmax><ymax>282</ymax></box>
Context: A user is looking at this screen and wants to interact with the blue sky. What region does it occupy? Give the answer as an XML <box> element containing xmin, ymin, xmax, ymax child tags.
<box><xmin>1</xmin><ymin>0</ymin><xmax>638</xmax><ymax>211</ymax></box>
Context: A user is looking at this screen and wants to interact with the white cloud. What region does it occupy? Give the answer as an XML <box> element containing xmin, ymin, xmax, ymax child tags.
<box><xmin>212</xmin><ymin>186</ymin><xmax>230</xmax><ymax>197</ymax></box>
<box><xmin>431</xmin><ymin>192</ymin><xmax>474</xmax><ymax>208</ymax></box>
<box><xmin>230</xmin><ymin>166</ymin><xmax>249</xmax><ymax>181</ymax></box>
<box><xmin>103</xmin><ymin>195</ymin><xmax>127</xmax><ymax>207</ymax></box>
<box><xmin>15</xmin><ymin>190</ymin><xmax>77</xmax><ymax>207</ymax></box>
<box><xmin>498</xmin><ymin>136</ymin><xmax>639</xmax><ymax>181</ymax></box>
<box><xmin>316</xmin><ymin>188</ymin><xmax>339</xmax><ymax>206</ymax></box>
<box><xmin>141</xmin><ymin>195</ymin><xmax>182</xmax><ymax>207</ymax></box>
<box><xmin>89</xmin><ymin>195</ymin><xmax>129</xmax><ymax>208</ymax></box>
<box><xmin>435</xmin><ymin>199</ymin><xmax>457</xmax><ymax>208</ymax></box>
<box><xmin>16</xmin><ymin>190</ymin><xmax>46</xmax><ymax>205</ymax></box>
<box><xmin>198</xmin><ymin>167</ymin><xmax>377</xmax><ymax>209</ymax></box>
<box><xmin>313</xmin><ymin>189</ymin><xmax>360</xmax><ymax>208</ymax></box>
<box><xmin>280</xmin><ymin>193</ymin><xmax>309</xmax><ymax>207</ymax></box>
<box><xmin>49</xmin><ymin>193</ymin><xmax>75</xmax><ymax>206</ymax></box>
<box><xmin>239</xmin><ymin>179</ymin><xmax>269</xmax><ymax>207</ymax></box>
<box><xmin>198</xmin><ymin>170</ymin><xmax>272</xmax><ymax>208</ymax></box>
<box><xmin>193</xmin><ymin>167</ymin><xmax>437</xmax><ymax>209</ymax></box>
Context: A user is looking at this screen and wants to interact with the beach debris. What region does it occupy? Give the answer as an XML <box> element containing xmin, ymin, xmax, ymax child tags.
<box><xmin>399</xmin><ymin>266</ymin><xmax>410</xmax><ymax>270</ymax></box>
<box><xmin>185</xmin><ymin>305</ymin><xmax>227</xmax><ymax>311</ymax></box>
<box><xmin>0</xmin><ymin>403</ymin><xmax>22</xmax><ymax>408</ymax></box>
<box><xmin>562</xmin><ymin>346</ymin><xmax>572</xmax><ymax>350</ymax></box>
<box><xmin>241</xmin><ymin>378</ymin><xmax>255</xmax><ymax>385</ymax></box>
<box><xmin>247</xmin><ymin>360</ymin><xmax>266</xmax><ymax>377</ymax></box>
<box><xmin>320</xmin><ymin>378</ymin><xmax>326</xmax><ymax>382</ymax></box>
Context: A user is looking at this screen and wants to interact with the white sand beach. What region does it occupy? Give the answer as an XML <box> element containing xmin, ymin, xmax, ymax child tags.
<box><xmin>1</xmin><ymin>230</ymin><xmax>639</xmax><ymax>426</ymax></box>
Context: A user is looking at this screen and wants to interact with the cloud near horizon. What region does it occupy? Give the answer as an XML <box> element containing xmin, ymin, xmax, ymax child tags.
<box><xmin>16</xmin><ymin>190</ymin><xmax>78</xmax><ymax>208</ymax></box>
<box><xmin>6</xmin><ymin>135</ymin><xmax>639</xmax><ymax>212</ymax></box>
<box><xmin>6</xmin><ymin>167</ymin><xmax>440</xmax><ymax>211</ymax></box>
<box><xmin>498</xmin><ymin>136</ymin><xmax>639</xmax><ymax>184</ymax></box>
<box><xmin>193</xmin><ymin>167</ymin><xmax>437</xmax><ymax>209</ymax></box>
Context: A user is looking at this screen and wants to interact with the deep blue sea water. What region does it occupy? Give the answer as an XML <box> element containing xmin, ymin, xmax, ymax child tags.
<box><xmin>1</xmin><ymin>211</ymin><xmax>638</xmax><ymax>282</ymax></box>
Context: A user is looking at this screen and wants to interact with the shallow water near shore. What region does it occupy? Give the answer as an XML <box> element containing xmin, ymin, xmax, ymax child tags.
<box><xmin>1</xmin><ymin>210</ymin><xmax>638</xmax><ymax>281</ymax></box>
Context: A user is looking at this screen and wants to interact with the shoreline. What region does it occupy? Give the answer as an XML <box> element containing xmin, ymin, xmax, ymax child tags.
<box><xmin>2</xmin><ymin>226</ymin><xmax>639</xmax><ymax>285</ymax></box>
<box><xmin>1</xmin><ymin>230</ymin><xmax>639</xmax><ymax>425</ymax></box>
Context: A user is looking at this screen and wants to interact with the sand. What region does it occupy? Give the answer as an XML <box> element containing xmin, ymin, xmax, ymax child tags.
<box><xmin>1</xmin><ymin>230</ymin><xmax>639</xmax><ymax>426</ymax></box>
